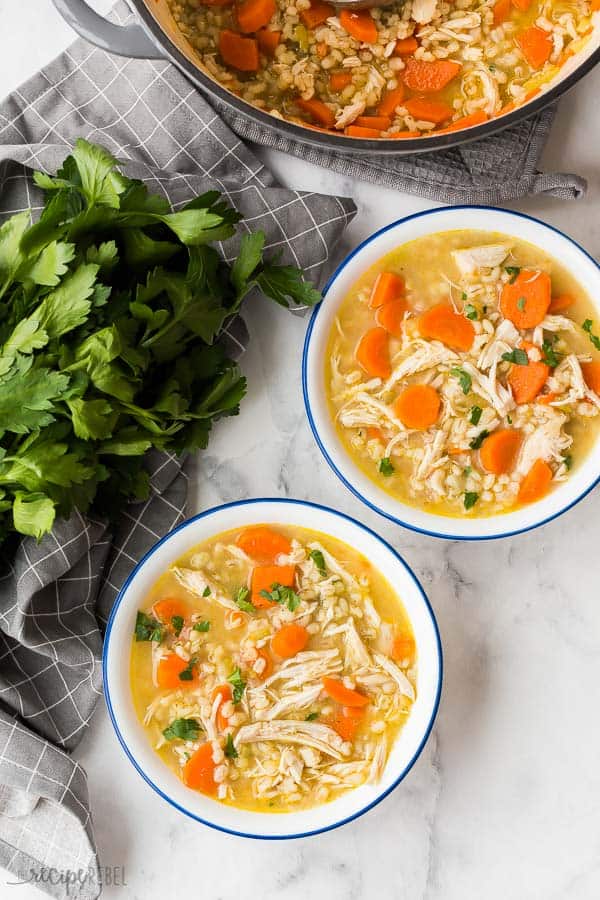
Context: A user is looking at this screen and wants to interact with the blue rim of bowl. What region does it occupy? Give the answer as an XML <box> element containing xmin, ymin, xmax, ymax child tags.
<box><xmin>103</xmin><ymin>497</ymin><xmax>443</xmax><ymax>840</ymax></box>
<box><xmin>302</xmin><ymin>204</ymin><xmax>600</xmax><ymax>542</ymax></box>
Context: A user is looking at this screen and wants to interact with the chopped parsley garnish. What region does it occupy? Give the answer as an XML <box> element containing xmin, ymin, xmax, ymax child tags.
<box><xmin>305</xmin><ymin>712</ymin><xmax>319</xmax><ymax>721</ymax></box>
<box><xmin>469</xmin><ymin>405</ymin><xmax>482</xmax><ymax>426</ymax></box>
<box><xmin>541</xmin><ymin>339</ymin><xmax>562</xmax><ymax>368</ymax></box>
<box><xmin>259</xmin><ymin>582</ymin><xmax>301</xmax><ymax>612</ymax></box>
<box><xmin>234</xmin><ymin>586</ymin><xmax>255</xmax><ymax>613</ymax></box>
<box><xmin>470</xmin><ymin>429</ymin><xmax>490</xmax><ymax>450</ymax></box>
<box><xmin>563</xmin><ymin>454</ymin><xmax>573</xmax><ymax>471</ymax></box>
<box><xmin>505</xmin><ymin>266</ymin><xmax>520</xmax><ymax>283</ymax></box>
<box><xmin>502</xmin><ymin>348</ymin><xmax>529</xmax><ymax>366</ymax></box>
<box><xmin>162</xmin><ymin>718</ymin><xmax>201</xmax><ymax>742</ymax></box>
<box><xmin>228</xmin><ymin>667</ymin><xmax>246</xmax><ymax>704</ymax></box>
<box><xmin>507</xmin><ymin>414</ymin><xmax>513</xmax><ymax>425</ymax></box>
<box><xmin>178</xmin><ymin>656</ymin><xmax>197</xmax><ymax>682</ymax></box>
<box><xmin>516</xmin><ymin>296</ymin><xmax>527</xmax><ymax>311</ymax></box>
<box><xmin>134</xmin><ymin>611</ymin><xmax>163</xmax><ymax>643</ymax></box>
<box><xmin>582</xmin><ymin>319</ymin><xmax>600</xmax><ymax>350</ymax></box>
<box><xmin>192</xmin><ymin>620</ymin><xmax>211</xmax><ymax>632</ymax></box>
<box><xmin>464</xmin><ymin>303</ymin><xmax>478</xmax><ymax>320</ymax></box>
<box><xmin>171</xmin><ymin>615</ymin><xmax>184</xmax><ymax>637</ymax></box>
<box><xmin>224</xmin><ymin>734</ymin><xmax>238</xmax><ymax>759</ymax></box>
<box><xmin>202</xmin><ymin>585</ymin><xmax>211</xmax><ymax>597</ymax></box>
<box><xmin>379</xmin><ymin>457</ymin><xmax>394</xmax><ymax>476</ymax></box>
<box><xmin>464</xmin><ymin>492</ymin><xmax>479</xmax><ymax>510</ymax></box>
<box><xmin>309</xmin><ymin>549</ymin><xmax>327</xmax><ymax>577</ymax></box>
<box><xmin>461</xmin><ymin>291</ymin><xmax>468</xmax><ymax>301</ymax></box>
<box><xmin>451</xmin><ymin>367</ymin><xmax>472</xmax><ymax>395</ymax></box>
<box><xmin>463</xmin><ymin>466</ymin><xmax>472</xmax><ymax>477</ymax></box>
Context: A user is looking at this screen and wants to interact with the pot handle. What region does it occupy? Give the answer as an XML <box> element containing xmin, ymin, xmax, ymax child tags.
<box><xmin>52</xmin><ymin>0</ymin><xmax>165</xmax><ymax>59</ymax></box>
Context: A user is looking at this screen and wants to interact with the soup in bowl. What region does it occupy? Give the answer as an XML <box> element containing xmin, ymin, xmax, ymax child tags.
<box><xmin>104</xmin><ymin>500</ymin><xmax>441</xmax><ymax>836</ymax></box>
<box><xmin>303</xmin><ymin>208</ymin><xmax>600</xmax><ymax>539</ymax></box>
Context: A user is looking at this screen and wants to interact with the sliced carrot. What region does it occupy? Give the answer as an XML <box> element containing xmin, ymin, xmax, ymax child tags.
<box><xmin>369</xmin><ymin>271</ymin><xmax>405</xmax><ymax>309</ymax></box>
<box><xmin>236</xmin><ymin>526</ymin><xmax>292</xmax><ymax>562</ymax></box>
<box><xmin>517</xmin><ymin>26</ymin><xmax>553</xmax><ymax>70</ymax></box>
<box><xmin>355</xmin><ymin>327</ymin><xmax>391</xmax><ymax>378</ymax></box>
<box><xmin>403</xmin><ymin>58</ymin><xmax>461</xmax><ymax>93</ymax></box>
<box><xmin>322</xmin><ymin>676</ymin><xmax>369</xmax><ymax>707</ymax></box>
<box><xmin>376</xmin><ymin>298</ymin><xmax>409</xmax><ymax>338</ymax></box>
<box><xmin>329</xmin><ymin>71</ymin><xmax>352</xmax><ymax>91</ymax></box>
<box><xmin>271</xmin><ymin>624</ymin><xmax>309</xmax><ymax>659</ymax></box>
<box><xmin>391</xmin><ymin>634</ymin><xmax>415</xmax><ymax>663</ymax></box>
<box><xmin>237</xmin><ymin>0</ymin><xmax>276</xmax><ymax>32</ymax></box>
<box><xmin>183</xmin><ymin>743</ymin><xmax>217</xmax><ymax>795</ymax></box>
<box><xmin>327</xmin><ymin>707</ymin><xmax>364</xmax><ymax>741</ymax></box>
<box><xmin>512</xmin><ymin>0</ymin><xmax>531</xmax><ymax>9</ymax></box>
<box><xmin>493</xmin><ymin>0</ymin><xmax>512</xmax><ymax>24</ymax></box>
<box><xmin>250</xmin><ymin>564</ymin><xmax>296</xmax><ymax>608</ymax></box>
<box><xmin>418</xmin><ymin>303</ymin><xmax>475</xmax><ymax>350</ymax></box>
<box><xmin>378</xmin><ymin>85</ymin><xmax>405</xmax><ymax>117</ymax></box>
<box><xmin>212</xmin><ymin>684</ymin><xmax>233</xmax><ymax>730</ymax></box>
<box><xmin>367</xmin><ymin>426</ymin><xmax>384</xmax><ymax>441</ymax></box>
<box><xmin>508</xmin><ymin>359</ymin><xmax>550</xmax><ymax>404</ymax></box>
<box><xmin>518</xmin><ymin>459</ymin><xmax>553</xmax><ymax>504</ymax></box>
<box><xmin>479</xmin><ymin>429</ymin><xmax>522</xmax><ymax>475</ymax></box>
<box><xmin>299</xmin><ymin>0</ymin><xmax>335</xmax><ymax>27</ymax></box>
<box><xmin>536</xmin><ymin>391</ymin><xmax>558</xmax><ymax>405</ymax></box>
<box><xmin>581</xmin><ymin>361</ymin><xmax>600</xmax><ymax>394</ymax></box>
<box><xmin>152</xmin><ymin>597</ymin><xmax>188</xmax><ymax>626</ymax></box>
<box><xmin>157</xmin><ymin>653</ymin><xmax>198</xmax><ymax>690</ymax></box>
<box><xmin>548</xmin><ymin>293</ymin><xmax>575</xmax><ymax>314</ymax></box>
<box><xmin>224</xmin><ymin>609</ymin><xmax>244</xmax><ymax>629</ymax></box>
<box><xmin>219</xmin><ymin>30</ymin><xmax>259</xmax><ymax>71</ymax></box>
<box><xmin>388</xmin><ymin>130</ymin><xmax>421</xmax><ymax>139</ymax></box>
<box><xmin>345</xmin><ymin>125</ymin><xmax>382</xmax><ymax>138</ymax></box>
<box><xmin>592</xmin><ymin>0</ymin><xmax>600</xmax><ymax>10</ymax></box>
<box><xmin>403</xmin><ymin>97</ymin><xmax>454</xmax><ymax>124</ymax></box>
<box><xmin>393</xmin><ymin>383</ymin><xmax>441</xmax><ymax>430</ymax></box>
<box><xmin>500</xmin><ymin>270</ymin><xmax>551</xmax><ymax>328</ymax></box>
<box><xmin>355</xmin><ymin>115</ymin><xmax>392</xmax><ymax>130</ymax></box>
<box><xmin>435</xmin><ymin>111</ymin><xmax>488</xmax><ymax>133</ymax></box>
<box><xmin>256</xmin><ymin>28</ymin><xmax>281</xmax><ymax>54</ymax></box>
<box><xmin>394</xmin><ymin>36</ymin><xmax>419</xmax><ymax>55</ymax></box>
<box><xmin>339</xmin><ymin>9</ymin><xmax>378</xmax><ymax>43</ymax></box>
<box><xmin>255</xmin><ymin>648</ymin><xmax>274</xmax><ymax>680</ymax></box>
<box><xmin>296</xmin><ymin>97</ymin><xmax>336</xmax><ymax>129</ymax></box>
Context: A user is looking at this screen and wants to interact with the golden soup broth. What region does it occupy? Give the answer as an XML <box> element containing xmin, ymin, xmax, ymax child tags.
<box><xmin>326</xmin><ymin>230</ymin><xmax>600</xmax><ymax>517</ymax></box>
<box><xmin>130</xmin><ymin>524</ymin><xmax>416</xmax><ymax>812</ymax></box>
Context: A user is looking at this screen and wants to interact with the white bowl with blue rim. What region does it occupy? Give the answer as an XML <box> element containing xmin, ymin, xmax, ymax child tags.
<box><xmin>303</xmin><ymin>206</ymin><xmax>600</xmax><ymax>541</ymax></box>
<box><xmin>103</xmin><ymin>498</ymin><xmax>442</xmax><ymax>838</ymax></box>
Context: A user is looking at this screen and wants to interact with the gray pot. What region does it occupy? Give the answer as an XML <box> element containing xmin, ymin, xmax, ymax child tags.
<box><xmin>53</xmin><ymin>0</ymin><xmax>600</xmax><ymax>155</ymax></box>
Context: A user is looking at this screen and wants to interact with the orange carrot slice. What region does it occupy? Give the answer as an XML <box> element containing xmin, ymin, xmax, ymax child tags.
<box><xmin>518</xmin><ymin>459</ymin><xmax>553</xmax><ymax>504</ymax></box>
<box><xmin>403</xmin><ymin>58</ymin><xmax>461</xmax><ymax>93</ymax></box>
<box><xmin>329</xmin><ymin>71</ymin><xmax>352</xmax><ymax>91</ymax></box>
<box><xmin>296</xmin><ymin>97</ymin><xmax>336</xmax><ymax>128</ymax></box>
<box><xmin>581</xmin><ymin>361</ymin><xmax>600</xmax><ymax>394</ymax></box>
<box><xmin>548</xmin><ymin>293</ymin><xmax>575</xmax><ymax>314</ymax></box>
<box><xmin>517</xmin><ymin>26</ymin><xmax>553</xmax><ymax>70</ymax></box>
<box><xmin>345</xmin><ymin>125</ymin><xmax>382</xmax><ymax>138</ymax></box>
<box><xmin>393</xmin><ymin>383</ymin><xmax>441</xmax><ymax>430</ymax></box>
<box><xmin>500</xmin><ymin>270</ymin><xmax>551</xmax><ymax>328</ymax></box>
<box><xmin>435</xmin><ymin>111</ymin><xmax>488</xmax><ymax>133</ymax></box>
<box><xmin>236</xmin><ymin>526</ymin><xmax>292</xmax><ymax>562</ymax></box>
<box><xmin>300</xmin><ymin>0</ymin><xmax>335</xmax><ymax>27</ymax></box>
<box><xmin>391</xmin><ymin>634</ymin><xmax>416</xmax><ymax>663</ymax></box>
<box><xmin>152</xmin><ymin>597</ymin><xmax>188</xmax><ymax>626</ymax></box>
<box><xmin>355</xmin><ymin>115</ymin><xmax>392</xmax><ymax>130</ymax></box>
<box><xmin>367</xmin><ymin>426</ymin><xmax>384</xmax><ymax>441</ymax></box>
<box><xmin>183</xmin><ymin>743</ymin><xmax>217</xmax><ymax>795</ymax></box>
<box><xmin>271</xmin><ymin>624</ymin><xmax>309</xmax><ymax>659</ymax></box>
<box><xmin>376</xmin><ymin>298</ymin><xmax>409</xmax><ymax>338</ymax></box>
<box><xmin>256</xmin><ymin>28</ymin><xmax>281</xmax><ymax>54</ymax></box>
<box><xmin>508</xmin><ymin>359</ymin><xmax>550</xmax><ymax>404</ymax></box>
<box><xmin>369</xmin><ymin>271</ymin><xmax>405</xmax><ymax>309</ymax></box>
<box><xmin>339</xmin><ymin>9</ymin><xmax>377</xmax><ymax>43</ymax></box>
<box><xmin>418</xmin><ymin>303</ymin><xmax>475</xmax><ymax>350</ymax></box>
<box><xmin>403</xmin><ymin>97</ymin><xmax>453</xmax><ymax>124</ymax></box>
<box><xmin>355</xmin><ymin>327</ymin><xmax>391</xmax><ymax>378</ymax></box>
<box><xmin>237</xmin><ymin>0</ymin><xmax>276</xmax><ymax>32</ymax></box>
<box><xmin>250</xmin><ymin>564</ymin><xmax>296</xmax><ymax>608</ymax></box>
<box><xmin>255</xmin><ymin>648</ymin><xmax>274</xmax><ymax>680</ymax></box>
<box><xmin>219</xmin><ymin>30</ymin><xmax>259</xmax><ymax>71</ymax></box>
<box><xmin>394</xmin><ymin>36</ymin><xmax>419</xmax><ymax>55</ymax></box>
<box><xmin>512</xmin><ymin>0</ymin><xmax>532</xmax><ymax>10</ymax></box>
<box><xmin>493</xmin><ymin>0</ymin><xmax>511</xmax><ymax>24</ymax></box>
<box><xmin>157</xmin><ymin>653</ymin><xmax>198</xmax><ymax>690</ymax></box>
<box><xmin>212</xmin><ymin>684</ymin><xmax>233</xmax><ymax>730</ymax></box>
<box><xmin>378</xmin><ymin>85</ymin><xmax>405</xmax><ymax>117</ymax></box>
<box><xmin>322</xmin><ymin>676</ymin><xmax>369</xmax><ymax>707</ymax></box>
<box><xmin>327</xmin><ymin>706</ymin><xmax>364</xmax><ymax>741</ymax></box>
<box><xmin>388</xmin><ymin>130</ymin><xmax>421</xmax><ymax>139</ymax></box>
<box><xmin>479</xmin><ymin>429</ymin><xmax>522</xmax><ymax>475</ymax></box>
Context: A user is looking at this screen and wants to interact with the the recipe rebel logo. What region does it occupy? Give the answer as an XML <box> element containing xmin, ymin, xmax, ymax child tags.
<box><xmin>7</xmin><ymin>865</ymin><xmax>127</xmax><ymax>894</ymax></box>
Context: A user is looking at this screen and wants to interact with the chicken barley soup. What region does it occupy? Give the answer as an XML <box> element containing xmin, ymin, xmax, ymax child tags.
<box><xmin>167</xmin><ymin>0</ymin><xmax>596</xmax><ymax>138</ymax></box>
<box><xmin>326</xmin><ymin>230</ymin><xmax>600</xmax><ymax>516</ymax></box>
<box><xmin>131</xmin><ymin>525</ymin><xmax>416</xmax><ymax>810</ymax></box>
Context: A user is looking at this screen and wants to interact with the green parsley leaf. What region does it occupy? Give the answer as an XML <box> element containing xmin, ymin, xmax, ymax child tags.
<box><xmin>464</xmin><ymin>303</ymin><xmax>478</xmax><ymax>320</ymax></box>
<box><xmin>309</xmin><ymin>549</ymin><xmax>327</xmax><ymax>577</ymax></box>
<box><xmin>516</xmin><ymin>296</ymin><xmax>527</xmax><ymax>311</ymax></box>
<box><xmin>224</xmin><ymin>734</ymin><xmax>239</xmax><ymax>759</ymax></box>
<box><xmin>171</xmin><ymin>615</ymin><xmax>184</xmax><ymax>637</ymax></box>
<box><xmin>259</xmin><ymin>583</ymin><xmax>301</xmax><ymax>612</ymax></box>
<box><xmin>461</xmin><ymin>292</ymin><xmax>468</xmax><ymax>301</ymax></box>
<box><xmin>463</xmin><ymin>466</ymin><xmax>472</xmax><ymax>477</ymax></box>
<box><xmin>505</xmin><ymin>266</ymin><xmax>520</xmax><ymax>283</ymax></box>
<box><xmin>202</xmin><ymin>585</ymin><xmax>211</xmax><ymax>597</ymax></box>
<box><xmin>305</xmin><ymin>712</ymin><xmax>319</xmax><ymax>722</ymax></box>
<box><xmin>563</xmin><ymin>454</ymin><xmax>573</xmax><ymax>471</ymax></box>
<box><xmin>451</xmin><ymin>367</ymin><xmax>472</xmax><ymax>395</ymax></box>
<box><xmin>178</xmin><ymin>656</ymin><xmax>197</xmax><ymax>681</ymax></box>
<box><xmin>469</xmin><ymin>430</ymin><xmax>490</xmax><ymax>450</ymax></box>
<box><xmin>469</xmin><ymin>405</ymin><xmax>482</xmax><ymax>426</ymax></box>
<box><xmin>507</xmin><ymin>414</ymin><xmax>513</xmax><ymax>425</ymax></box>
<box><xmin>228</xmin><ymin>667</ymin><xmax>246</xmax><ymax>704</ymax></box>
<box><xmin>541</xmin><ymin>340</ymin><xmax>562</xmax><ymax>368</ymax></box>
<box><xmin>192</xmin><ymin>620</ymin><xmax>211</xmax><ymax>633</ymax></box>
<box><xmin>379</xmin><ymin>457</ymin><xmax>394</xmax><ymax>476</ymax></box>
<box><xmin>464</xmin><ymin>492</ymin><xmax>479</xmax><ymax>510</ymax></box>
<box><xmin>582</xmin><ymin>319</ymin><xmax>600</xmax><ymax>351</ymax></box>
<box><xmin>502</xmin><ymin>348</ymin><xmax>529</xmax><ymax>366</ymax></box>
<box><xmin>134</xmin><ymin>610</ymin><xmax>163</xmax><ymax>643</ymax></box>
<box><xmin>234</xmin><ymin>586</ymin><xmax>255</xmax><ymax>613</ymax></box>
<box><xmin>162</xmin><ymin>718</ymin><xmax>201</xmax><ymax>742</ymax></box>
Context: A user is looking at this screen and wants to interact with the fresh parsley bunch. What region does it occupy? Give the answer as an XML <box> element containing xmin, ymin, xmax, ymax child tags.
<box><xmin>0</xmin><ymin>140</ymin><xmax>320</xmax><ymax>543</ymax></box>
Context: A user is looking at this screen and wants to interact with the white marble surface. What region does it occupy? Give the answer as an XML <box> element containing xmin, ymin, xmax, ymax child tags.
<box><xmin>1</xmin><ymin>2</ymin><xmax>600</xmax><ymax>898</ymax></box>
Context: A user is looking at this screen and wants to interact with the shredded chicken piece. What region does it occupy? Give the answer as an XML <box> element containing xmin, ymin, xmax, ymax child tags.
<box><xmin>368</xmin><ymin>738</ymin><xmax>387</xmax><ymax>784</ymax></box>
<box><xmin>234</xmin><ymin>720</ymin><xmax>348</xmax><ymax>759</ymax></box>
<box><xmin>452</xmin><ymin>243</ymin><xmax>512</xmax><ymax>275</ymax></box>
<box><xmin>373</xmin><ymin>652</ymin><xmax>416</xmax><ymax>701</ymax></box>
<box><xmin>461</xmin><ymin>360</ymin><xmax>515</xmax><ymax>417</ymax></box>
<box><xmin>255</xmin><ymin>649</ymin><xmax>342</xmax><ymax>691</ymax></box>
<box><xmin>411</xmin><ymin>0</ymin><xmax>438</xmax><ymax>24</ymax></box>
<box><xmin>258</xmin><ymin>684</ymin><xmax>323</xmax><ymax>721</ymax></box>
<box><xmin>384</xmin><ymin>340</ymin><xmax>458</xmax><ymax>390</ymax></box>
<box><xmin>172</xmin><ymin>568</ymin><xmax>240</xmax><ymax>612</ymax></box>
<box><xmin>516</xmin><ymin>410</ymin><xmax>572</xmax><ymax>475</ymax></box>
<box><xmin>416</xmin><ymin>429</ymin><xmax>448</xmax><ymax>480</ymax></box>
<box><xmin>477</xmin><ymin>319</ymin><xmax>520</xmax><ymax>370</ymax></box>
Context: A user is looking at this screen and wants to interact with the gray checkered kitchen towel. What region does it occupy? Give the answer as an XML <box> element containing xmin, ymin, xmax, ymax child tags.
<box><xmin>0</xmin><ymin>34</ymin><xmax>356</xmax><ymax>899</ymax></box>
